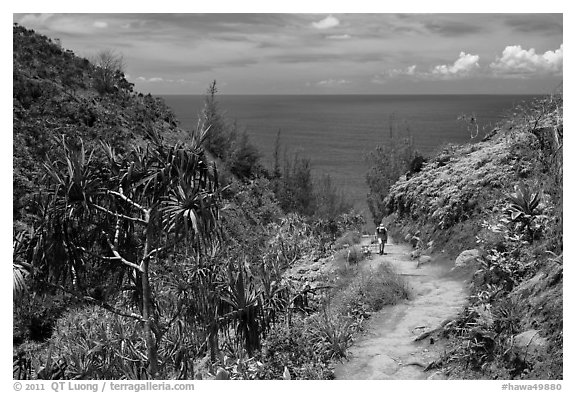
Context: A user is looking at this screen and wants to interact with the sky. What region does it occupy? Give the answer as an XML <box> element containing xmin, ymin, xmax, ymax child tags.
<box><xmin>12</xmin><ymin>13</ymin><xmax>563</xmax><ymax>95</ymax></box>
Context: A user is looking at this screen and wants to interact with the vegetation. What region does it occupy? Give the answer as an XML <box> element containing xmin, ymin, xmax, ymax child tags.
<box><xmin>374</xmin><ymin>91</ymin><xmax>563</xmax><ymax>379</ymax></box>
<box><xmin>14</xmin><ymin>22</ymin><xmax>561</xmax><ymax>381</ymax></box>
<box><xmin>366</xmin><ymin>116</ymin><xmax>424</xmax><ymax>225</ymax></box>
<box><xmin>12</xmin><ymin>24</ymin><xmax>370</xmax><ymax>380</ymax></box>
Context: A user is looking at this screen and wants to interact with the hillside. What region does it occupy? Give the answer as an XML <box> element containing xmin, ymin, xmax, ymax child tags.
<box><xmin>13</xmin><ymin>24</ymin><xmax>185</xmax><ymax>230</ymax></box>
<box><xmin>380</xmin><ymin>94</ymin><xmax>563</xmax><ymax>379</ymax></box>
<box><xmin>12</xmin><ymin>25</ymin><xmax>370</xmax><ymax>381</ymax></box>
<box><xmin>12</xmin><ymin>23</ymin><xmax>562</xmax><ymax>381</ymax></box>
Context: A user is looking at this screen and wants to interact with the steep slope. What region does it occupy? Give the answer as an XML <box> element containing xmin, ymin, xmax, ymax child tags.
<box><xmin>379</xmin><ymin>94</ymin><xmax>563</xmax><ymax>379</ymax></box>
<box><xmin>13</xmin><ymin>24</ymin><xmax>186</xmax><ymax>229</ymax></box>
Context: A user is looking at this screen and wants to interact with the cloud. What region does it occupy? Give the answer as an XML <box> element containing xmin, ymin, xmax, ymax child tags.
<box><xmin>326</xmin><ymin>34</ymin><xmax>351</xmax><ymax>40</ymax></box>
<box><xmin>432</xmin><ymin>52</ymin><xmax>480</xmax><ymax>78</ymax></box>
<box><xmin>134</xmin><ymin>75</ymin><xmax>192</xmax><ymax>84</ymax></box>
<box><xmin>490</xmin><ymin>45</ymin><xmax>563</xmax><ymax>76</ymax></box>
<box><xmin>372</xmin><ymin>65</ymin><xmax>418</xmax><ymax>84</ymax></box>
<box><xmin>390</xmin><ymin>65</ymin><xmax>417</xmax><ymax>77</ymax></box>
<box><xmin>504</xmin><ymin>15</ymin><xmax>562</xmax><ymax>35</ymax></box>
<box><xmin>316</xmin><ymin>78</ymin><xmax>350</xmax><ymax>86</ymax></box>
<box><xmin>312</xmin><ymin>15</ymin><xmax>340</xmax><ymax>30</ymax></box>
<box><xmin>93</xmin><ymin>21</ymin><xmax>108</xmax><ymax>29</ymax></box>
<box><xmin>424</xmin><ymin>20</ymin><xmax>483</xmax><ymax>36</ymax></box>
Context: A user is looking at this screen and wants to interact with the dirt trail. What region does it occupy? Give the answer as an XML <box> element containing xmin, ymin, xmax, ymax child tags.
<box><xmin>334</xmin><ymin>239</ymin><xmax>468</xmax><ymax>380</ymax></box>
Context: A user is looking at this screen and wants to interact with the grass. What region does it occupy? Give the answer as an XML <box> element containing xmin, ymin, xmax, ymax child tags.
<box><xmin>330</xmin><ymin>263</ymin><xmax>410</xmax><ymax>318</ymax></box>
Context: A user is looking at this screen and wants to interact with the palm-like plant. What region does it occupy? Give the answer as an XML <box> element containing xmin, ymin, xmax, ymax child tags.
<box><xmin>28</xmin><ymin>125</ymin><xmax>221</xmax><ymax>377</ymax></box>
<box><xmin>220</xmin><ymin>261</ymin><xmax>262</xmax><ymax>356</ymax></box>
<box><xmin>13</xmin><ymin>231</ymin><xmax>32</xmax><ymax>299</ymax></box>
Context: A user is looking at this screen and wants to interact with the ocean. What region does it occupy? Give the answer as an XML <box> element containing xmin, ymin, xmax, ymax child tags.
<box><xmin>162</xmin><ymin>94</ymin><xmax>540</xmax><ymax>221</ymax></box>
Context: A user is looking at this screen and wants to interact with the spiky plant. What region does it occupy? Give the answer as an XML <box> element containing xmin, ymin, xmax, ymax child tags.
<box><xmin>507</xmin><ymin>182</ymin><xmax>542</xmax><ymax>243</ymax></box>
<box><xmin>27</xmin><ymin>124</ymin><xmax>221</xmax><ymax>377</ymax></box>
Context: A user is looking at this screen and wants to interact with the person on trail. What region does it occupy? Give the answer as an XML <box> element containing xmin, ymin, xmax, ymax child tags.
<box><xmin>375</xmin><ymin>223</ymin><xmax>388</xmax><ymax>255</ymax></box>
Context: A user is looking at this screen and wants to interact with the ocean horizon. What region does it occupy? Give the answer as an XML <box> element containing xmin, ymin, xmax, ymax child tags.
<box><xmin>162</xmin><ymin>94</ymin><xmax>542</xmax><ymax>222</ymax></box>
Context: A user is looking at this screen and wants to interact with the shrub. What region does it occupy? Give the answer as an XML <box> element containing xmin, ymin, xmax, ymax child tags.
<box><xmin>333</xmin><ymin>230</ymin><xmax>361</xmax><ymax>249</ymax></box>
<box><xmin>260</xmin><ymin>316</ymin><xmax>334</xmax><ymax>379</ymax></box>
<box><xmin>331</xmin><ymin>263</ymin><xmax>409</xmax><ymax>318</ymax></box>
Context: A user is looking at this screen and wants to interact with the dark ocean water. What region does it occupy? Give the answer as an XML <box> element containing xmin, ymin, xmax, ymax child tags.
<box><xmin>162</xmin><ymin>94</ymin><xmax>540</xmax><ymax>220</ymax></box>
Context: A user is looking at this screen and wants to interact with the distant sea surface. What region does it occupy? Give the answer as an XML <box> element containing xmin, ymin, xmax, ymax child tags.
<box><xmin>162</xmin><ymin>94</ymin><xmax>540</xmax><ymax>221</ymax></box>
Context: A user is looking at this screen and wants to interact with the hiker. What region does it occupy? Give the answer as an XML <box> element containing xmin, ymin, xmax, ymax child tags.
<box><xmin>375</xmin><ymin>223</ymin><xmax>388</xmax><ymax>255</ymax></box>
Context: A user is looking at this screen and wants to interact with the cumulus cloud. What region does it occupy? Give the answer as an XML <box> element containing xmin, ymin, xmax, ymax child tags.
<box><xmin>490</xmin><ymin>45</ymin><xmax>563</xmax><ymax>76</ymax></box>
<box><xmin>312</xmin><ymin>15</ymin><xmax>340</xmax><ymax>30</ymax></box>
<box><xmin>326</xmin><ymin>34</ymin><xmax>351</xmax><ymax>40</ymax></box>
<box><xmin>93</xmin><ymin>21</ymin><xmax>108</xmax><ymax>29</ymax></box>
<box><xmin>432</xmin><ymin>52</ymin><xmax>480</xmax><ymax>77</ymax></box>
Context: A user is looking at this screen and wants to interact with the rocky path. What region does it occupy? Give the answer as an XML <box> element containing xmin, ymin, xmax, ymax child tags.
<box><xmin>334</xmin><ymin>239</ymin><xmax>468</xmax><ymax>380</ymax></box>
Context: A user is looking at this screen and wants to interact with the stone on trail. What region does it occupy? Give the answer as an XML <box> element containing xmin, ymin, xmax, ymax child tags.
<box><xmin>454</xmin><ymin>249</ymin><xmax>481</xmax><ymax>268</ymax></box>
<box><xmin>512</xmin><ymin>330</ymin><xmax>548</xmax><ymax>364</ymax></box>
<box><xmin>411</xmin><ymin>250</ymin><xmax>421</xmax><ymax>259</ymax></box>
<box><xmin>215</xmin><ymin>367</ymin><xmax>230</xmax><ymax>380</ymax></box>
<box><xmin>417</xmin><ymin>255</ymin><xmax>432</xmax><ymax>268</ymax></box>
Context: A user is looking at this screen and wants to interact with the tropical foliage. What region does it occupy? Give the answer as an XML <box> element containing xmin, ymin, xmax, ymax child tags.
<box><xmin>13</xmin><ymin>24</ymin><xmax>369</xmax><ymax>380</ymax></box>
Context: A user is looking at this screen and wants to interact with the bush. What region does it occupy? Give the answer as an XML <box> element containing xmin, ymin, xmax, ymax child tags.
<box><xmin>260</xmin><ymin>316</ymin><xmax>334</xmax><ymax>379</ymax></box>
<box><xmin>331</xmin><ymin>263</ymin><xmax>410</xmax><ymax>318</ymax></box>
<box><xmin>333</xmin><ymin>230</ymin><xmax>361</xmax><ymax>249</ymax></box>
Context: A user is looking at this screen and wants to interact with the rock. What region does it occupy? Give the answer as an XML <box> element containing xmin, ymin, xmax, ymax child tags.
<box><xmin>411</xmin><ymin>250</ymin><xmax>422</xmax><ymax>259</ymax></box>
<box><xmin>512</xmin><ymin>330</ymin><xmax>548</xmax><ymax>364</ymax></box>
<box><xmin>417</xmin><ymin>255</ymin><xmax>432</xmax><ymax>268</ymax></box>
<box><xmin>215</xmin><ymin>367</ymin><xmax>230</xmax><ymax>380</ymax></box>
<box><xmin>455</xmin><ymin>249</ymin><xmax>481</xmax><ymax>268</ymax></box>
<box><xmin>427</xmin><ymin>371</ymin><xmax>447</xmax><ymax>380</ymax></box>
<box><xmin>410</xmin><ymin>236</ymin><xmax>420</xmax><ymax>248</ymax></box>
<box><xmin>283</xmin><ymin>366</ymin><xmax>291</xmax><ymax>380</ymax></box>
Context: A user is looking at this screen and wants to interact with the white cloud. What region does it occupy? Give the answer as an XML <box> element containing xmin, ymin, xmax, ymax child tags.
<box><xmin>316</xmin><ymin>79</ymin><xmax>350</xmax><ymax>86</ymax></box>
<box><xmin>432</xmin><ymin>52</ymin><xmax>480</xmax><ymax>77</ymax></box>
<box><xmin>93</xmin><ymin>21</ymin><xmax>108</xmax><ymax>29</ymax></box>
<box><xmin>372</xmin><ymin>65</ymin><xmax>418</xmax><ymax>84</ymax></box>
<box><xmin>326</xmin><ymin>34</ymin><xmax>351</xmax><ymax>40</ymax></box>
<box><xmin>390</xmin><ymin>65</ymin><xmax>417</xmax><ymax>77</ymax></box>
<box><xmin>312</xmin><ymin>15</ymin><xmax>340</xmax><ymax>30</ymax></box>
<box><xmin>490</xmin><ymin>45</ymin><xmax>563</xmax><ymax>76</ymax></box>
<box><xmin>18</xmin><ymin>13</ymin><xmax>54</xmax><ymax>27</ymax></box>
<box><xmin>135</xmin><ymin>76</ymin><xmax>192</xmax><ymax>84</ymax></box>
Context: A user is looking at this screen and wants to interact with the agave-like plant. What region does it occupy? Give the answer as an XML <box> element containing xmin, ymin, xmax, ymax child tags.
<box><xmin>507</xmin><ymin>182</ymin><xmax>542</xmax><ymax>242</ymax></box>
<box><xmin>508</xmin><ymin>182</ymin><xmax>541</xmax><ymax>220</ymax></box>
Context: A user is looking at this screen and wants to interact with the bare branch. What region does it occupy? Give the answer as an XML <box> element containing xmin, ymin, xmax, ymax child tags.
<box><xmin>107</xmin><ymin>189</ymin><xmax>148</xmax><ymax>216</ymax></box>
<box><xmin>103</xmin><ymin>232</ymin><xmax>144</xmax><ymax>272</ymax></box>
<box><xmin>145</xmin><ymin>247</ymin><xmax>163</xmax><ymax>260</ymax></box>
<box><xmin>93</xmin><ymin>204</ymin><xmax>147</xmax><ymax>225</ymax></box>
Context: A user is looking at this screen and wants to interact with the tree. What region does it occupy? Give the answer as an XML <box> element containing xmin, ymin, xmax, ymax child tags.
<box><xmin>26</xmin><ymin>126</ymin><xmax>220</xmax><ymax>377</ymax></box>
<box><xmin>366</xmin><ymin>117</ymin><xmax>418</xmax><ymax>225</ymax></box>
<box><xmin>92</xmin><ymin>49</ymin><xmax>125</xmax><ymax>94</ymax></box>
<box><xmin>201</xmin><ymin>80</ymin><xmax>231</xmax><ymax>158</ymax></box>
